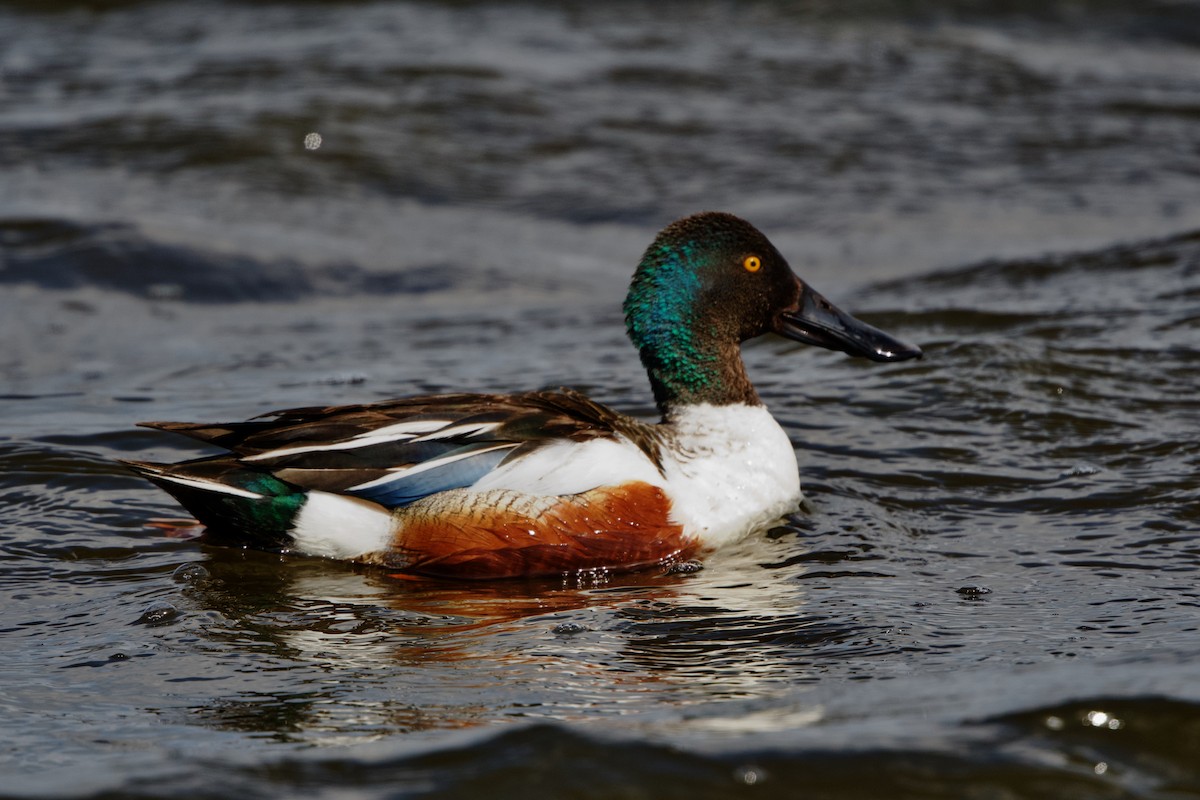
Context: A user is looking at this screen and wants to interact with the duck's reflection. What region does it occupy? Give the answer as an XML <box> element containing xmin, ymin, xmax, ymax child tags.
<box><xmin>182</xmin><ymin>526</ymin><xmax>874</xmax><ymax>741</ymax></box>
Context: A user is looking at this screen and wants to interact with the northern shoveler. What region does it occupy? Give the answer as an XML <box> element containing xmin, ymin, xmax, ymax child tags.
<box><xmin>127</xmin><ymin>212</ymin><xmax>921</xmax><ymax>579</ymax></box>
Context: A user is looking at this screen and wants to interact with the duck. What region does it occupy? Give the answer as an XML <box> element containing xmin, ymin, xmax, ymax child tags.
<box><xmin>126</xmin><ymin>212</ymin><xmax>921</xmax><ymax>579</ymax></box>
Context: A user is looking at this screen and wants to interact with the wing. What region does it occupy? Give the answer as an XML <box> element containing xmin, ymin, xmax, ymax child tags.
<box><xmin>140</xmin><ymin>389</ymin><xmax>662</xmax><ymax>508</ymax></box>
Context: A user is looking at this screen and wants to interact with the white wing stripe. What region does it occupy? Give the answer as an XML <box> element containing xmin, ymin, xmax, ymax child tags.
<box><xmin>244</xmin><ymin>420</ymin><xmax>504</xmax><ymax>462</ymax></box>
<box><xmin>243</xmin><ymin>431</ymin><xmax>420</xmax><ymax>461</ymax></box>
<box><xmin>155</xmin><ymin>474</ymin><xmax>264</xmax><ymax>499</ymax></box>
<box><xmin>413</xmin><ymin>421</ymin><xmax>502</xmax><ymax>441</ymax></box>
<box><xmin>347</xmin><ymin>443</ymin><xmax>517</xmax><ymax>491</ymax></box>
<box><xmin>356</xmin><ymin>419</ymin><xmax>453</xmax><ymax>438</ymax></box>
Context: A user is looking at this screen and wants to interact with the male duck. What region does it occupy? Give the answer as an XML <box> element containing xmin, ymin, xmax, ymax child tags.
<box><xmin>128</xmin><ymin>212</ymin><xmax>921</xmax><ymax>579</ymax></box>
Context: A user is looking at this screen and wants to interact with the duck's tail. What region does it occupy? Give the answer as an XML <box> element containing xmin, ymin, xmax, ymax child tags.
<box><xmin>123</xmin><ymin>458</ymin><xmax>397</xmax><ymax>560</ymax></box>
<box><xmin>122</xmin><ymin>458</ymin><xmax>308</xmax><ymax>550</ymax></box>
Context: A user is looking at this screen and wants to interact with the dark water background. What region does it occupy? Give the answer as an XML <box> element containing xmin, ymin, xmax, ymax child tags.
<box><xmin>3</xmin><ymin>1</ymin><xmax>1200</xmax><ymax>797</ymax></box>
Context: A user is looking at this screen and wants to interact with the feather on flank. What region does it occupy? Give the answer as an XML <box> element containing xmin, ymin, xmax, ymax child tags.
<box><xmin>381</xmin><ymin>481</ymin><xmax>694</xmax><ymax>579</ymax></box>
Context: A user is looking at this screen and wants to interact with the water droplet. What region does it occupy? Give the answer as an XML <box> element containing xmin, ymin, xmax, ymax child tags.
<box><xmin>136</xmin><ymin>601</ymin><xmax>179</xmax><ymax>626</ymax></box>
<box><xmin>552</xmin><ymin>621</ymin><xmax>589</xmax><ymax>636</ymax></box>
<box><xmin>1045</xmin><ymin>715</ymin><xmax>1064</xmax><ymax>730</ymax></box>
<box><xmin>1094</xmin><ymin>761</ymin><xmax>1108</xmax><ymax>775</ymax></box>
<box><xmin>734</xmin><ymin>765</ymin><xmax>766</xmax><ymax>785</ymax></box>
<box><xmin>1060</xmin><ymin>462</ymin><xmax>1101</xmax><ymax>478</ymax></box>
<box><xmin>304</xmin><ymin>132</ymin><xmax>323</xmax><ymax>150</ymax></box>
<box><xmin>1085</xmin><ymin>709</ymin><xmax>1123</xmax><ymax>730</ymax></box>
<box><xmin>172</xmin><ymin>563</ymin><xmax>209</xmax><ymax>584</ymax></box>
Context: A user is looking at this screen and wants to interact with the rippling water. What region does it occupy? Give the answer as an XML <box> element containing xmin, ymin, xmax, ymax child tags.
<box><xmin>2</xmin><ymin>1</ymin><xmax>1200</xmax><ymax>798</ymax></box>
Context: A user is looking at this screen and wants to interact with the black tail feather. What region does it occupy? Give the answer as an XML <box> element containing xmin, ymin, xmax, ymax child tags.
<box><xmin>123</xmin><ymin>458</ymin><xmax>303</xmax><ymax>550</ymax></box>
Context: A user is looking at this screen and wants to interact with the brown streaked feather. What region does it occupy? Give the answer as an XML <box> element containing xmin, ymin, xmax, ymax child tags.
<box><xmin>382</xmin><ymin>481</ymin><xmax>696</xmax><ymax>579</ymax></box>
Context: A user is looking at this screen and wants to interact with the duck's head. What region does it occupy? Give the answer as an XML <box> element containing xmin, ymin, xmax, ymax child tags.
<box><xmin>624</xmin><ymin>212</ymin><xmax>922</xmax><ymax>412</ymax></box>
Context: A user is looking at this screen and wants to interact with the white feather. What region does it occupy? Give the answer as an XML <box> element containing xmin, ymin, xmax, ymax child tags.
<box><xmin>153</xmin><ymin>473</ymin><xmax>264</xmax><ymax>499</ymax></box>
<box><xmin>243</xmin><ymin>431</ymin><xmax>419</xmax><ymax>461</ymax></box>
<box><xmin>413</xmin><ymin>421</ymin><xmax>502</xmax><ymax>441</ymax></box>
<box><xmin>243</xmin><ymin>420</ymin><xmax>501</xmax><ymax>462</ymax></box>
<box><xmin>469</xmin><ymin>437</ymin><xmax>665</xmax><ymax>496</ymax></box>
<box><xmin>290</xmin><ymin>491</ymin><xmax>394</xmax><ymax>560</ymax></box>
<box><xmin>358</xmin><ymin>419</ymin><xmax>451</xmax><ymax>438</ymax></box>
<box><xmin>658</xmin><ymin>403</ymin><xmax>802</xmax><ymax>548</ymax></box>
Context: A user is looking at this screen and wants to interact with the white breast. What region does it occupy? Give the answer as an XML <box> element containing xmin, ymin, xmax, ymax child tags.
<box><xmin>658</xmin><ymin>403</ymin><xmax>802</xmax><ymax>548</ymax></box>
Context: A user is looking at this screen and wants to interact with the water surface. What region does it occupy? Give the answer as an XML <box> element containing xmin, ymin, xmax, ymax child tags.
<box><xmin>2</xmin><ymin>1</ymin><xmax>1199</xmax><ymax>797</ymax></box>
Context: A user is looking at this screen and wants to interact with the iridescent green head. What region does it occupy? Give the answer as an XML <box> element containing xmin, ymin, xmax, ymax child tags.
<box><xmin>623</xmin><ymin>212</ymin><xmax>922</xmax><ymax>414</ymax></box>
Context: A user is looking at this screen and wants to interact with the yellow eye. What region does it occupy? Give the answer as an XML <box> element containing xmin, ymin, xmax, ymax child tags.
<box><xmin>743</xmin><ymin>255</ymin><xmax>762</xmax><ymax>273</ymax></box>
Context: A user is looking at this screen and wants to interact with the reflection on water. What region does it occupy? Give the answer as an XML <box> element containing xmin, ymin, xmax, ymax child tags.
<box><xmin>174</xmin><ymin>536</ymin><xmax>850</xmax><ymax>741</ymax></box>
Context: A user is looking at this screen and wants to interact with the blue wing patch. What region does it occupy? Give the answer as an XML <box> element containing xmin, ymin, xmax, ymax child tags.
<box><xmin>346</xmin><ymin>443</ymin><xmax>515</xmax><ymax>507</ymax></box>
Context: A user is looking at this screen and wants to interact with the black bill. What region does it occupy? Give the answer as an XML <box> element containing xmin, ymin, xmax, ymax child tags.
<box><xmin>775</xmin><ymin>283</ymin><xmax>923</xmax><ymax>362</ymax></box>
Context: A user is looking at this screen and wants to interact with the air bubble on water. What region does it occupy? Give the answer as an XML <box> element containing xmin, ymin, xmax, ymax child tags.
<box><xmin>304</xmin><ymin>132</ymin><xmax>323</xmax><ymax>150</ymax></box>
<box><xmin>734</xmin><ymin>765</ymin><xmax>766</xmax><ymax>786</ymax></box>
<box><xmin>1094</xmin><ymin>761</ymin><xmax>1108</xmax><ymax>775</ymax></box>
<box><xmin>136</xmin><ymin>601</ymin><xmax>179</xmax><ymax>626</ymax></box>
<box><xmin>172</xmin><ymin>563</ymin><xmax>209</xmax><ymax>584</ymax></box>
<box><xmin>665</xmin><ymin>559</ymin><xmax>704</xmax><ymax>575</ymax></box>
<box><xmin>1060</xmin><ymin>462</ymin><xmax>1101</xmax><ymax>478</ymax></box>
<box><xmin>956</xmin><ymin>585</ymin><xmax>992</xmax><ymax>598</ymax></box>
<box><xmin>552</xmin><ymin>621</ymin><xmax>589</xmax><ymax>636</ymax></box>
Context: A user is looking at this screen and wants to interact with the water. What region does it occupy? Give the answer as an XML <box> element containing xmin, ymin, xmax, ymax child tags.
<box><xmin>2</xmin><ymin>1</ymin><xmax>1200</xmax><ymax>797</ymax></box>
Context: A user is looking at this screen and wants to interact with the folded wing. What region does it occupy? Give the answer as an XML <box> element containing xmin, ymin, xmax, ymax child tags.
<box><xmin>140</xmin><ymin>389</ymin><xmax>660</xmax><ymax>509</ymax></box>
